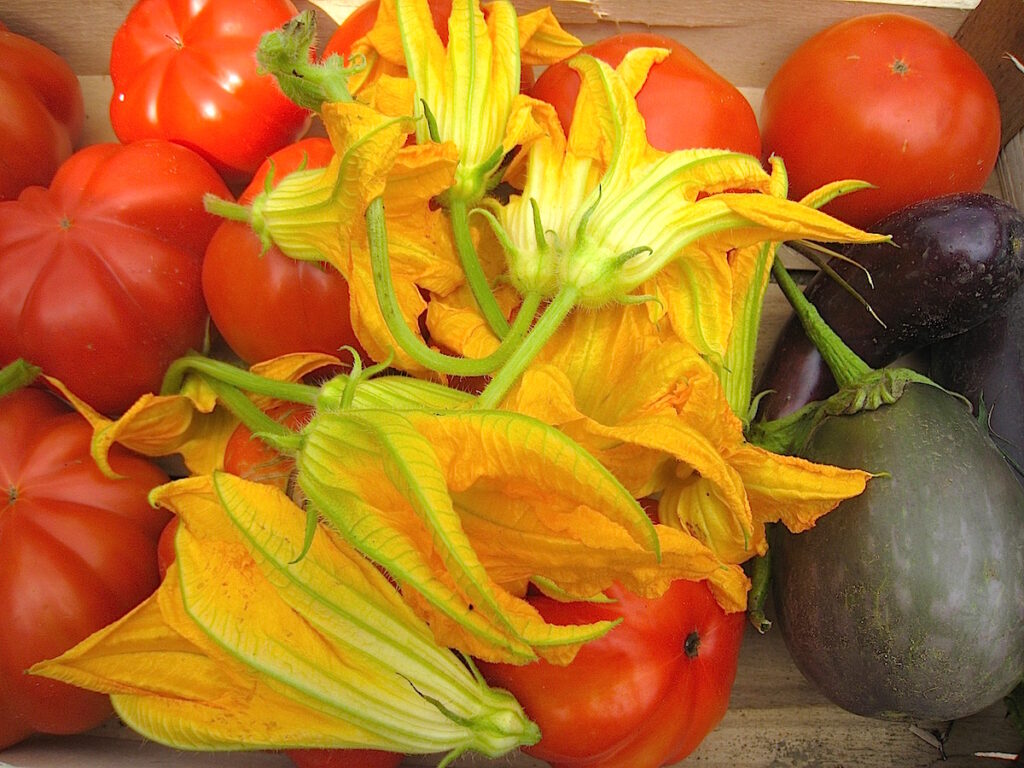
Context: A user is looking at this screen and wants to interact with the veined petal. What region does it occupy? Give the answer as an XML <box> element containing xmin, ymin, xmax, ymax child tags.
<box><xmin>385</xmin><ymin>141</ymin><xmax>459</xmax><ymax>214</ymax></box>
<box><xmin>296</xmin><ymin>409</ymin><xmax>626</xmax><ymax>663</ymax></box>
<box><xmin>516</xmin><ymin>6</ymin><xmax>581</xmax><ymax>65</ymax></box>
<box><xmin>404</xmin><ymin>409</ymin><xmax>658</xmax><ymax>554</ymax></box>
<box><xmin>424</xmin><ymin>280</ymin><xmax>521</xmax><ymax>361</ymax></box>
<box><xmin>263</xmin><ymin>101</ymin><xmax>411</xmax><ymax>273</ymax></box>
<box><xmin>727</xmin><ymin>443</ymin><xmax>872</xmax><ymax>535</ymax></box>
<box><xmin>715</xmin><ymin>192</ymin><xmax>890</xmax><ymax>245</ymax></box>
<box><xmin>659</xmin><ymin>474</ymin><xmax>758</xmax><ymax>564</ymax></box>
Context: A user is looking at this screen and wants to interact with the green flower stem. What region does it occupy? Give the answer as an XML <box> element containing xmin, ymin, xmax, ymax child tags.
<box><xmin>366</xmin><ymin>197</ymin><xmax>539</xmax><ymax>376</ymax></box>
<box><xmin>203</xmin><ymin>194</ymin><xmax>255</xmax><ymax>225</ymax></box>
<box><xmin>199</xmin><ymin>375</ymin><xmax>297</xmax><ymax>445</ymax></box>
<box><xmin>0</xmin><ymin>359</ymin><xmax>41</xmax><ymax>398</ymax></box>
<box><xmin>746</xmin><ymin>547</ymin><xmax>773</xmax><ymax>633</ymax></box>
<box><xmin>476</xmin><ymin>285</ymin><xmax>580</xmax><ymax>410</ymax></box>
<box><xmin>160</xmin><ymin>353</ymin><xmax>320</xmax><ymax>407</ymax></box>
<box><xmin>448</xmin><ymin>197</ymin><xmax>511</xmax><ymax>339</ymax></box>
<box><xmin>770</xmin><ymin>259</ymin><xmax>871</xmax><ymax>389</ymax></box>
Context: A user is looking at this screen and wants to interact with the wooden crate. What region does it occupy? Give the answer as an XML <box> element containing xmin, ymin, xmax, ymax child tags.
<box><xmin>0</xmin><ymin>1</ymin><xmax>1022</xmax><ymax>766</ymax></box>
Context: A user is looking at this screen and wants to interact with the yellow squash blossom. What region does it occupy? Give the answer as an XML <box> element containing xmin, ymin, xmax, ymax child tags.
<box><xmin>364</xmin><ymin>0</ymin><xmax>580</xmax><ymax>202</ymax></box>
<box><xmin>286</xmin><ymin>400</ymin><xmax>751</xmax><ymax>663</ymax></box>
<box><xmin>350</xmin><ymin>0</ymin><xmax>581</xmax><ymax>96</ymax></box>
<box><xmin>58</xmin><ymin>351</ymin><xmax>743</xmax><ymax>662</ymax></box>
<box><xmin>32</xmin><ymin>473</ymin><xmax>539</xmax><ymax>763</ymax></box>
<box><xmin>427</xmin><ymin>48</ymin><xmax>886</xmax><ymax>412</ymax></box>
<box><xmin>502</xmin><ymin>304</ymin><xmax>872</xmax><ymax>570</ymax></box>
<box><xmin>206</xmin><ymin>83</ymin><xmax>465</xmax><ymax>375</ymax></box>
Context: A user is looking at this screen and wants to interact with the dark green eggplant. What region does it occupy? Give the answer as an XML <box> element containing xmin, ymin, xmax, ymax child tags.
<box><xmin>759</xmin><ymin>260</ymin><xmax>1024</xmax><ymax>724</ymax></box>
<box><xmin>770</xmin><ymin>382</ymin><xmax>1024</xmax><ymax>721</ymax></box>
<box><xmin>757</xmin><ymin>192</ymin><xmax>1024</xmax><ymax>420</ymax></box>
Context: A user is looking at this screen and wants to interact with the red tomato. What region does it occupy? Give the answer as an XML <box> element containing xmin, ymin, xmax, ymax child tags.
<box><xmin>478</xmin><ymin>579</ymin><xmax>745</xmax><ymax>768</ymax></box>
<box><xmin>0</xmin><ymin>387</ymin><xmax>170</xmax><ymax>749</ymax></box>
<box><xmin>530</xmin><ymin>33</ymin><xmax>761</xmax><ymax>156</ymax></box>
<box><xmin>202</xmin><ymin>138</ymin><xmax>365</xmax><ymax>365</ymax></box>
<box><xmin>760</xmin><ymin>13</ymin><xmax>1001</xmax><ymax>229</ymax></box>
<box><xmin>0</xmin><ymin>23</ymin><xmax>84</xmax><ymax>200</ymax></box>
<box><xmin>324</xmin><ymin>0</ymin><xmax>534</xmax><ymax>92</ymax></box>
<box><xmin>109</xmin><ymin>0</ymin><xmax>312</xmax><ymax>186</ymax></box>
<box><xmin>0</xmin><ymin>140</ymin><xmax>231</xmax><ymax>416</ymax></box>
<box><xmin>286</xmin><ymin>747</ymin><xmax>403</xmax><ymax>768</ymax></box>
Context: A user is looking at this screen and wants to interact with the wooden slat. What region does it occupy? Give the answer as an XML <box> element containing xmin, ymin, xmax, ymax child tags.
<box><xmin>1</xmin><ymin>0</ymin><xmax>972</xmax><ymax>87</ymax></box>
<box><xmin>954</xmin><ymin>0</ymin><xmax>1024</xmax><ymax>150</ymax></box>
<box><xmin>1</xmin><ymin>627</ymin><xmax>1017</xmax><ymax>767</ymax></box>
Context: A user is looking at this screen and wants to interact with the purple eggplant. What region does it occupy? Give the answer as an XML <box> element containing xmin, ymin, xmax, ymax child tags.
<box><xmin>929</xmin><ymin>285</ymin><xmax>1024</xmax><ymax>484</ymax></box>
<box><xmin>756</xmin><ymin>192</ymin><xmax>1024</xmax><ymax>420</ymax></box>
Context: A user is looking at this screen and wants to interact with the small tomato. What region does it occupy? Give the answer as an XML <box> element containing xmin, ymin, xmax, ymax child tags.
<box><xmin>202</xmin><ymin>138</ymin><xmax>365</xmax><ymax>365</ymax></box>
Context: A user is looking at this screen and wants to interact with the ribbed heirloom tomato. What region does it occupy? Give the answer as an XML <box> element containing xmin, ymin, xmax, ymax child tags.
<box><xmin>0</xmin><ymin>387</ymin><xmax>170</xmax><ymax>749</ymax></box>
<box><xmin>202</xmin><ymin>138</ymin><xmax>365</xmax><ymax>365</ymax></box>
<box><xmin>478</xmin><ymin>579</ymin><xmax>746</xmax><ymax>768</ymax></box>
<box><xmin>530</xmin><ymin>32</ymin><xmax>762</xmax><ymax>156</ymax></box>
<box><xmin>0</xmin><ymin>140</ymin><xmax>231</xmax><ymax>416</ymax></box>
<box><xmin>760</xmin><ymin>13</ymin><xmax>1001</xmax><ymax>228</ymax></box>
<box><xmin>0</xmin><ymin>23</ymin><xmax>84</xmax><ymax>200</ymax></box>
<box><xmin>109</xmin><ymin>0</ymin><xmax>312</xmax><ymax>186</ymax></box>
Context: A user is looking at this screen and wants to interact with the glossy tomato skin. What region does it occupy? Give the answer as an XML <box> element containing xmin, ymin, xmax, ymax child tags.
<box><xmin>109</xmin><ymin>0</ymin><xmax>312</xmax><ymax>186</ymax></box>
<box><xmin>0</xmin><ymin>388</ymin><xmax>170</xmax><ymax>749</ymax></box>
<box><xmin>0</xmin><ymin>140</ymin><xmax>231</xmax><ymax>416</ymax></box>
<box><xmin>0</xmin><ymin>24</ymin><xmax>85</xmax><ymax>200</ymax></box>
<box><xmin>478</xmin><ymin>579</ymin><xmax>746</xmax><ymax>768</ymax></box>
<box><xmin>202</xmin><ymin>138</ymin><xmax>365</xmax><ymax>365</ymax></box>
<box><xmin>760</xmin><ymin>13</ymin><xmax>1001</xmax><ymax>229</ymax></box>
<box><xmin>530</xmin><ymin>33</ymin><xmax>761</xmax><ymax>156</ymax></box>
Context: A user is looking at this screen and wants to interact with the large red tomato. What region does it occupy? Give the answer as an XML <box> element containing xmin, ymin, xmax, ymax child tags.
<box><xmin>760</xmin><ymin>13</ymin><xmax>1001</xmax><ymax>229</ymax></box>
<box><xmin>0</xmin><ymin>140</ymin><xmax>231</xmax><ymax>416</ymax></box>
<box><xmin>202</xmin><ymin>138</ymin><xmax>365</xmax><ymax>365</ymax></box>
<box><xmin>0</xmin><ymin>23</ymin><xmax>84</xmax><ymax>200</ymax></box>
<box><xmin>529</xmin><ymin>33</ymin><xmax>761</xmax><ymax>156</ymax></box>
<box><xmin>0</xmin><ymin>387</ymin><xmax>170</xmax><ymax>749</ymax></box>
<box><xmin>478</xmin><ymin>579</ymin><xmax>745</xmax><ymax>768</ymax></box>
<box><xmin>109</xmin><ymin>0</ymin><xmax>312</xmax><ymax>186</ymax></box>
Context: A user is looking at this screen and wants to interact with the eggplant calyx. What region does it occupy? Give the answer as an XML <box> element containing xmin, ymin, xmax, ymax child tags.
<box><xmin>749</xmin><ymin>368</ymin><xmax>963</xmax><ymax>456</ymax></box>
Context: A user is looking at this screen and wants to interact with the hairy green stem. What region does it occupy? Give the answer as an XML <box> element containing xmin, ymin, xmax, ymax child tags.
<box><xmin>770</xmin><ymin>259</ymin><xmax>871</xmax><ymax>389</ymax></box>
<box><xmin>160</xmin><ymin>353</ymin><xmax>320</xmax><ymax>407</ymax></box>
<box><xmin>476</xmin><ymin>286</ymin><xmax>579</xmax><ymax>410</ymax></box>
<box><xmin>366</xmin><ymin>197</ymin><xmax>540</xmax><ymax>376</ymax></box>
<box><xmin>448</xmin><ymin>197</ymin><xmax>510</xmax><ymax>339</ymax></box>
<box><xmin>199</xmin><ymin>375</ymin><xmax>297</xmax><ymax>445</ymax></box>
<box><xmin>0</xmin><ymin>359</ymin><xmax>41</xmax><ymax>398</ymax></box>
<box><xmin>256</xmin><ymin>10</ymin><xmax>356</xmax><ymax>113</ymax></box>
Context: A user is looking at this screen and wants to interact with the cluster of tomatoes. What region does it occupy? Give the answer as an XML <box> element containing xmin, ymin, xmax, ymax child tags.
<box><xmin>0</xmin><ymin>1</ymin><xmax>1002</xmax><ymax>766</ymax></box>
